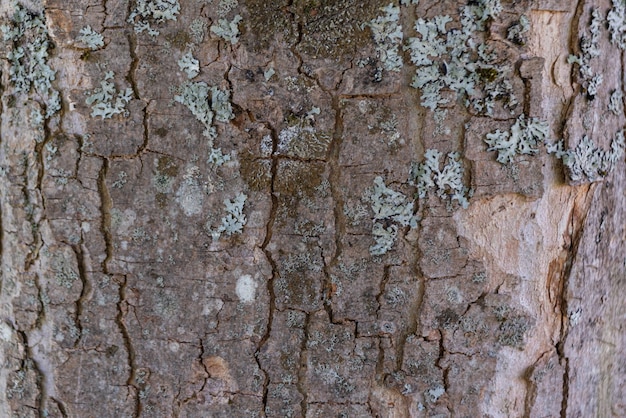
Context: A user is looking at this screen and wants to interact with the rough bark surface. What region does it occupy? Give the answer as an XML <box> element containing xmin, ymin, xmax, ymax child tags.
<box><xmin>0</xmin><ymin>0</ymin><xmax>624</xmax><ymax>417</ymax></box>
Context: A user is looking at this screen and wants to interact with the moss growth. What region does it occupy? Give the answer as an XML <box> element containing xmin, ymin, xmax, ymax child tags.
<box><xmin>497</xmin><ymin>315</ymin><xmax>530</xmax><ymax>348</ymax></box>
<box><xmin>273</xmin><ymin>161</ymin><xmax>325</xmax><ymax>224</ymax></box>
<box><xmin>276</xmin><ymin>248</ymin><xmax>322</xmax><ymax>308</ymax></box>
<box><xmin>279</xmin><ymin>112</ymin><xmax>332</xmax><ymax>159</ymax></box>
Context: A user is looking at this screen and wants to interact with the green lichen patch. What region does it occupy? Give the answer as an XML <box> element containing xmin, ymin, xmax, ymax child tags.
<box><xmin>404</xmin><ymin>0</ymin><xmax>518</xmax><ymax>115</ymax></box>
<box><xmin>551</xmin><ymin>131</ymin><xmax>626</xmax><ymax>183</ymax></box>
<box><xmin>128</xmin><ymin>0</ymin><xmax>181</xmax><ymax>36</ymax></box>
<box><xmin>1</xmin><ymin>1</ymin><xmax>61</xmax><ymax>118</ymax></box>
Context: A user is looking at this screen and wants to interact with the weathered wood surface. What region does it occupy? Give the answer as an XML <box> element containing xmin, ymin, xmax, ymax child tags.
<box><xmin>0</xmin><ymin>0</ymin><xmax>624</xmax><ymax>416</ymax></box>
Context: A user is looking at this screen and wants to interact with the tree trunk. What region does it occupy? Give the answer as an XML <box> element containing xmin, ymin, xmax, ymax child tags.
<box><xmin>1</xmin><ymin>0</ymin><xmax>624</xmax><ymax>416</ymax></box>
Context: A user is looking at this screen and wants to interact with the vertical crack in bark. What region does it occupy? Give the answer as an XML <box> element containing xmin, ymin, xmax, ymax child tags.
<box><xmin>296</xmin><ymin>312</ymin><xmax>310</xmax><ymax>416</ymax></box>
<box><xmin>557</xmin><ymin>184</ymin><xmax>594</xmax><ymax>417</ymax></box>
<box><xmin>435</xmin><ymin>328</ymin><xmax>445</xmax><ymax>373</ymax></box>
<box><xmin>323</xmin><ymin>94</ymin><xmax>346</xmax><ymax>324</ymax></box>
<box><xmin>376</xmin><ymin>264</ymin><xmax>391</xmax><ymax>378</ymax></box>
<box><xmin>22</xmin><ymin>149</ymin><xmax>44</xmax><ymax>271</ymax></box>
<box><xmin>71</xmin><ymin>243</ymin><xmax>91</xmax><ymax>348</ymax></box>
<box><xmin>116</xmin><ymin>274</ymin><xmax>140</xmax><ymax>417</ymax></box>
<box><xmin>126</xmin><ymin>29</ymin><xmax>150</xmax><ymax>157</ymax></box>
<box><xmin>253</xmin><ymin>5</ymin><xmax>306</xmax><ymax>413</ymax></box>
<box><xmin>256</xmin><ymin>123</ymin><xmax>279</xmax><ymax>415</ymax></box>
<box><xmin>98</xmin><ymin>159</ymin><xmax>114</xmax><ymax>274</ymax></box>
<box><xmin>102</xmin><ymin>0</ymin><xmax>109</xmax><ymax>26</ymax></box>
<box><xmin>98</xmin><ymin>159</ymin><xmax>139</xmax><ymax>415</ymax></box>
<box><xmin>397</xmin><ymin>262</ymin><xmax>425</xmax><ymax>372</ymax></box>
<box><xmin>567</xmin><ymin>0</ymin><xmax>587</xmax><ymax>95</ymax></box>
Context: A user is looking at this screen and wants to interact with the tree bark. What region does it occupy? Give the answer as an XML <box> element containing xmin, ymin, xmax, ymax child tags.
<box><xmin>1</xmin><ymin>0</ymin><xmax>624</xmax><ymax>416</ymax></box>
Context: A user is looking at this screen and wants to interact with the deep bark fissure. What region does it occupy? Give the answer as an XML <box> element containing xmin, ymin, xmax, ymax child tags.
<box><xmin>2</xmin><ymin>0</ymin><xmax>624</xmax><ymax>415</ymax></box>
<box><xmin>115</xmin><ymin>273</ymin><xmax>141</xmax><ymax>417</ymax></box>
<box><xmin>71</xmin><ymin>243</ymin><xmax>91</xmax><ymax>348</ymax></box>
<box><xmin>557</xmin><ymin>184</ymin><xmax>594</xmax><ymax>418</ymax></box>
<box><xmin>256</xmin><ymin>121</ymin><xmax>279</xmax><ymax>415</ymax></box>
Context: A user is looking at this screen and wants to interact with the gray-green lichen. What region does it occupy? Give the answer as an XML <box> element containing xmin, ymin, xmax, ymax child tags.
<box><xmin>128</xmin><ymin>0</ymin><xmax>181</xmax><ymax>36</ymax></box>
<box><xmin>206</xmin><ymin>193</ymin><xmax>248</xmax><ymax>240</ymax></box>
<box><xmin>174</xmin><ymin>81</ymin><xmax>234</xmax><ymax>139</ymax></box>
<box><xmin>568</xmin><ymin>8</ymin><xmax>602</xmax><ymax>98</ymax></box>
<box><xmin>77</xmin><ymin>26</ymin><xmax>104</xmax><ymax>50</ymax></box>
<box><xmin>608</xmin><ymin>0</ymin><xmax>626</xmax><ymax>50</ymax></box>
<box><xmin>549</xmin><ymin>131</ymin><xmax>625</xmax><ymax>183</ymax></box>
<box><xmin>85</xmin><ymin>71</ymin><xmax>133</xmax><ymax>119</ymax></box>
<box><xmin>484</xmin><ymin>116</ymin><xmax>550</xmax><ymax>164</ymax></box>
<box><xmin>410</xmin><ymin>150</ymin><xmax>470</xmax><ymax>208</ymax></box>
<box><xmin>367</xmin><ymin>3</ymin><xmax>403</xmax><ymax>72</ymax></box>
<box><xmin>404</xmin><ymin>0</ymin><xmax>514</xmax><ymax>114</ymax></box>
<box><xmin>1</xmin><ymin>1</ymin><xmax>61</xmax><ymax>118</ymax></box>
<box><xmin>210</xmin><ymin>15</ymin><xmax>242</xmax><ymax>44</ymax></box>
<box><xmin>177</xmin><ymin>51</ymin><xmax>199</xmax><ymax>79</ymax></box>
<box><xmin>609</xmin><ymin>89</ymin><xmax>624</xmax><ymax>115</ymax></box>
<box><xmin>367</xmin><ymin>176</ymin><xmax>417</xmax><ymax>255</ymax></box>
<box><xmin>507</xmin><ymin>15</ymin><xmax>529</xmax><ymax>45</ymax></box>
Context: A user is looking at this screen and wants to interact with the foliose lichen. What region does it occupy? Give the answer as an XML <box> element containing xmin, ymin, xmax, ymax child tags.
<box><xmin>1</xmin><ymin>1</ymin><xmax>61</xmax><ymax>118</ymax></box>
<box><xmin>210</xmin><ymin>15</ymin><xmax>242</xmax><ymax>45</ymax></box>
<box><xmin>484</xmin><ymin>115</ymin><xmax>550</xmax><ymax>164</ymax></box>
<box><xmin>608</xmin><ymin>0</ymin><xmax>626</xmax><ymax>50</ymax></box>
<box><xmin>404</xmin><ymin>0</ymin><xmax>514</xmax><ymax>114</ymax></box>
<box><xmin>568</xmin><ymin>8</ymin><xmax>602</xmax><ymax>98</ymax></box>
<box><xmin>174</xmin><ymin>81</ymin><xmax>234</xmax><ymax>139</ymax></box>
<box><xmin>367</xmin><ymin>176</ymin><xmax>417</xmax><ymax>255</ymax></box>
<box><xmin>367</xmin><ymin>3</ymin><xmax>404</xmax><ymax>73</ymax></box>
<box><xmin>549</xmin><ymin>131</ymin><xmax>625</xmax><ymax>183</ymax></box>
<box><xmin>608</xmin><ymin>89</ymin><xmax>624</xmax><ymax>115</ymax></box>
<box><xmin>85</xmin><ymin>71</ymin><xmax>133</xmax><ymax>119</ymax></box>
<box><xmin>178</xmin><ymin>51</ymin><xmax>200</xmax><ymax>79</ymax></box>
<box><xmin>128</xmin><ymin>0</ymin><xmax>181</xmax><ymax>36</ymax></box>
<box><xmin>507</xmin><ymin>15</ymin><xmax>529</xmax><ymax>45</ymax></box>
<box><xmin>174</xmin><ymin>80</ymin><xmax>236</xmax><ymax>166</ymax></box>
<box><xmin>77</xmin><ymin>26</ymin><xmax>104</xmax><ymax>50</ymax></box>
<box><xmin>410</xmin><ymin>149</ymin><xmax>469</xmax><ymax>208</ymax></box>
<box><xmin>207</xmin><ymin>193</ymin><xmax>248</xmax><ymax>240</ymax></box>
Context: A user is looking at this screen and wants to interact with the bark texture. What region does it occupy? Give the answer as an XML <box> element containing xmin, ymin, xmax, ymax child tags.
<box><xmin>0</xmin><ymin>0</ymin><xmax>624</xmax><ymax>417</ymax></box>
